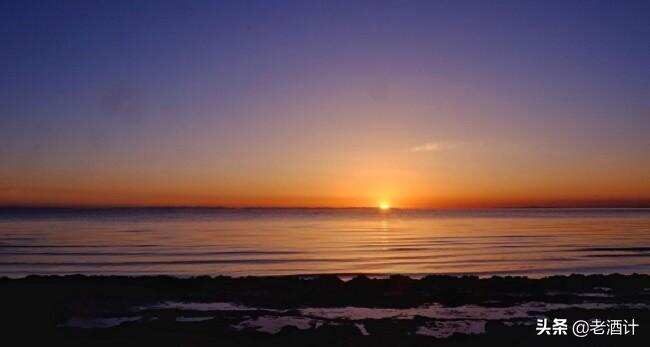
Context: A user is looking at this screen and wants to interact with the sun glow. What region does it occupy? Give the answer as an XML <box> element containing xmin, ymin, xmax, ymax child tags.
<box><xmin>379</xmin><ymin>202</ymin><xmax>391</xmax><ymax>211</ymax></box>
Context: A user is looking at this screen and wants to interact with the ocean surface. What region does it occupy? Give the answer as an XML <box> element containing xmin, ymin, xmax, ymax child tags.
<box><xmin>1</xmin><ymin>208</ymin><xmax>649</xmax><ymax>278</ymax></box>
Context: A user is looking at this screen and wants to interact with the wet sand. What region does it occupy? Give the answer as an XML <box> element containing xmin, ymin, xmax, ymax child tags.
<box><xmin>2</xmin><ymin>273</ymin><xmax>650</xmax><ymax>346</ymax></box>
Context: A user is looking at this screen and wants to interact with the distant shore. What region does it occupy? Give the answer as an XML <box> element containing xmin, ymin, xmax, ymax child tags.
<box><xmin>3</xmin><ymin>274</ymin><xmax>649</xmax><ymax>346</ymax></box>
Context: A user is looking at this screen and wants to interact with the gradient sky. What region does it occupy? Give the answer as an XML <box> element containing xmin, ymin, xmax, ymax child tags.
<box><xmin>1</xmin><ymin>0</ymin><xmax>649</xmax><ymax>208</ymax></box>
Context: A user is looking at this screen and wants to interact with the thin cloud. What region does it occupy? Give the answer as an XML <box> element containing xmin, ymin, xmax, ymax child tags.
<box><xmin>409</xmin><ymin>142</ymin><xmax>459</xmax><ymax>153</ymax></box>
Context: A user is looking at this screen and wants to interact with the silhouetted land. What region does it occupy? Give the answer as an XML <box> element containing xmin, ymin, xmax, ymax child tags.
<box><xmin>2</xmin><ymin>274</ymin><xmax>649</xmax><ymax>346</ymax></box>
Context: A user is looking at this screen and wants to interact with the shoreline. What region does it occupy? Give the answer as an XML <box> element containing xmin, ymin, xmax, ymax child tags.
<box><xmin>4</xmin><ymin>272</ymin><xmax>650</xmax><ymax>305</ymax></box>
<box><xmin>3</xmin><ymin>273</ymin><xmax>649</xmax><ymax>345</ymax></box>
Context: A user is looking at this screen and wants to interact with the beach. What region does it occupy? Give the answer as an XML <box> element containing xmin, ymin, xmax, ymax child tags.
<box><xmin>3</xmin><ymin>274</ymin><xmax>649</xmax><ymax>346</ymax></box>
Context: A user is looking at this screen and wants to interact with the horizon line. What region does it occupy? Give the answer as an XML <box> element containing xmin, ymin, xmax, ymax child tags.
<box><xmin>2</xmin><ymin>204</ymin><xmax>650</xmax><ymax>210</ymax></box>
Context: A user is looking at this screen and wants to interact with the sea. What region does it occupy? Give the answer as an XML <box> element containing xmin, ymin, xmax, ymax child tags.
<box><xmin>1</xmin><ymin>208</ymin><xmax>649</xmax><ymax>278</ymax></box>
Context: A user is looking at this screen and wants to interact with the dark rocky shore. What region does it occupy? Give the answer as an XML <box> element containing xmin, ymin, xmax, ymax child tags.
<box><xmin>2</xmin><ymin>274</ymin><xmax>649</xmax><ymax>346</ymax></box>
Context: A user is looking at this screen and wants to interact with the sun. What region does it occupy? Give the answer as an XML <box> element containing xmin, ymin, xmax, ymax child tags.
<box><xmin>379</xmin><ymin>202</ymin><xmax>391</xmax><ymax>211</ymax></box>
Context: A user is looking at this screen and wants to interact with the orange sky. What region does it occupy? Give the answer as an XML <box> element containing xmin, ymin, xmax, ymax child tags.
<box><xmin>2</xmin><ymin>133</ymin><xmax>649</xmax><ymax>208</ymax></box>
<box><xmin>2</xmin><ymin>2</ymin><xmax>649</xmax><ymax>209</ymax></box>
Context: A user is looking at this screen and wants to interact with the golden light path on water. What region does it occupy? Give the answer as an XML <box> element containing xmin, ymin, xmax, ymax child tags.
<box><xmin>1</xmin><ymin>209</ymin><xmax>650</xmax><ymax>278</ymax></box>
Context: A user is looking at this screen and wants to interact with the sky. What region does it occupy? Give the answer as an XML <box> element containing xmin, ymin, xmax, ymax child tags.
<box><xmin>1</xmin><ymin>0</ymin><xmax>649</xmax><ymax>208</ymax></box>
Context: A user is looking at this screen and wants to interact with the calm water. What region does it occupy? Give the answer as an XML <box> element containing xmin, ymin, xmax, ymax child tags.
<box><xmin>1</xmin><ymin>208</ymin><xmax>650</xmax><ymax>278</ymax></box>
